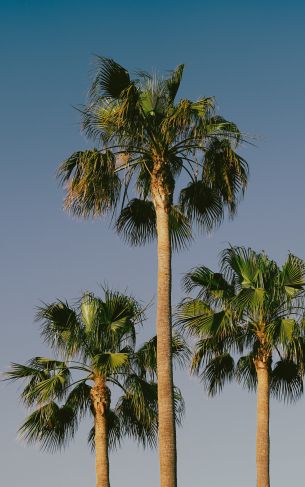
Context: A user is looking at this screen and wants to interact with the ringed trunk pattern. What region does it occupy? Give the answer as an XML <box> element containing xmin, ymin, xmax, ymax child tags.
<box><xmin>255</xmin><ymin>360</ymin><xmax>270</xmax><ymax>487</ymax></box>
<box><xmin>91</xmin><ymin>378</ymin><xmax>111</xmax><ymax>487</ymax></box>
<box><xmin>152</xmin><ymin>167</ymin><xmax>177</xmax><ymax>487</ymax></box>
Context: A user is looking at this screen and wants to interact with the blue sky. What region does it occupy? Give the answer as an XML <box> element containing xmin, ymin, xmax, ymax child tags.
<box><xmin>1</xmin><ymin>1</ymin><xmax>305</xmax><ymax>485</ymax></box>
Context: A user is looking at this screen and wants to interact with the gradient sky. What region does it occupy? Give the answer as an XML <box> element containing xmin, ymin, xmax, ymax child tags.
<box><xmin>1</xmin><ymin>1</ymin><xmax>305</xmax><ymax>485</ymax></box>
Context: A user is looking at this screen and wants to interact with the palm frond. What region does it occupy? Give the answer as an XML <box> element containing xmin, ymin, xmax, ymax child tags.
<box><xmin>89</xmin><ymin>57</ymin><xmax>131</xmax><ymax>100</ymax></box>
<box><xmin>82</xmin><ymin>289</ymin><xmax>142</xmax><ymax>352</ymax></box>
<box><xmin>116</xmin><ymin>199</ymin><xmax>192</xmax><ymax>251</ymax></box>
<box><xmin>5</xmin><ymin>362</ymin><xmax>49</xmax><ymax>382</ymax></box>
<box><xmin>281</xmin><ymin>253</ymin><xmax>305</xmax><ymax>297</ymax></box>
<box><xmin>220</xmin><ymin>246</ymin><xmax>260</xmax><ymax>286</ymax></box>
<box><xmin>57</xmin><ymin>149</ymin><xmax>121</xmax><ymax>218</ymax></box>
<box><xmin>92</xmin><ymin>352</ymin><xmax>129</xmax><ymax>376</ymax></box>
<box><xmin>66</xmin><ymin>381</ymin><xmax>91</xmax><ymax>418</ymax></box>
<box><xmin>179</xmin><ymin>180</ymin><xmax>224</xmax><ymax>232</ymax></box>
<box><xmin>182</xmin><ymin>265</ymin><xmax>234</xmax><ymax>301</ymax></box>
<box><xmin>169</xmin><ymin>205</ymin><xmax>193</xmax><ymax>251</ymax></box>
<box><xmin>176</xmin><ymin>298</ymin><xmax>212</xmax><ymax>335</ymax></box>
<box><xmin>271</xmin><ymin>359</ymin><xmax>303</xmax><ymax>402</ymax></box>
<box><xmin>173</xmin><ymin>386</ymin><xmax>185</xmax><ymax>426</ymax></box>
<box><xmin>117</xmin><ymin>375</ymin><xmax>158</xmax><ymax>448</ymax></box>
<box><xmin>116</xmin><ymin>198</ymin><xmax>156</xmax><ymax>246</ymax></box>
<box><xmin>134</xmin><ymin>333</ymin><xmax>189</xmax><ymax>379</ymax></box>
<box><xmin>235</xmin><ymin>354</ymin><xmax>257</xmax><ymax>391</ymax></box>
<box><xmin>200</xmin><ymin>353</ymin><xmax>235</xmax><ymax>396</ymax></box>
<box><xmin>166</xmin><ymin>64</ymin><xmax>185</xmax><ymax>103</ymax></box>
<box><xmin>232</xmin><ymin>287</ymin><xmax>265</xmax><ymax>314</ymax></box>
<box><xmin>37</xmin><ymin>301</ymin><xmax>84</xmax><ymax>356</ymax></box>
<box><xmin>203</xmin><ymin>139</ymin><xmax>248</xmax><ymax>215</ymax></box>
<box><xmin>21</xmin><ymin>359</ymin><xmax>71</xmax><ymax>406</ymax></box>
<box><xmin>19</xmin><ymin>402</ymin><xmax>77</xmax><ymax>452</ymax></box>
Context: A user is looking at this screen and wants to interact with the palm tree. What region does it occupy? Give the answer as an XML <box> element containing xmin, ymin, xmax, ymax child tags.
<box><xmin>57</xmin><ymin>57</ymin><xmax>249</xmax><ymax>487</ymax></box>
<box><xmin>6</xmin><ymin>289</ymin><xmax>185</xmax><ymax>487</ymax></box>
<box><xmin>178</xmin><ymin>247</ymin><xmax>305</xmax><ymax>487</ymax></box>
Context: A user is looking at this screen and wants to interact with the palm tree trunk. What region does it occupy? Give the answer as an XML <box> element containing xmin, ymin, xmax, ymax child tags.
<box><xmin>255</xmin><ymin>360</ymin><xmax>270</xmax><ymax>487</ymax></box>
<box><xmin>154</xmin><ymin>198</ymin><xmax>177</xmax><ymax>487</ymax></box>
<box><xmin>91</xmin><ymin>378</ymin><xmax>111</xmax><ymax>487</ymax></box>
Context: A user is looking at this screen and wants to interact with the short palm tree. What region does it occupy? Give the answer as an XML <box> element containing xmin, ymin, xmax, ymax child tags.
<box><xmin>6</xmin><ymin>289</ymin><xmax>185</xmax><ymax>487</ymax></box>
<box><xmin>178</xmin><ymin>247</ymin><xmax>305</xmax><ymax>487</ymax></box>
<box><xmin>57</xmin><ymin>57</ymin><xmax>249</xmax><ymax>487</ymax></box>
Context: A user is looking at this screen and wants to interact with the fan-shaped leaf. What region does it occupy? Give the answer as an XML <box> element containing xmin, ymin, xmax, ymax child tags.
<box><xmin>89</xmin><ymin>57</ymin><xmax>131</xmax><ymax>100</ymax></box>
<box><xmin>179</xmin><ymin>180</ymin><xmax>224</xmax><ymax>231</ymax></box>
<box><xmin>271</xmin><ymin>360</ymin><xmax>303</xmax><ymax>402</ymax></box>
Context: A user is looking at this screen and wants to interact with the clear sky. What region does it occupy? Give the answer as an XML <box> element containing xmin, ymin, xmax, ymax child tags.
<box><xmin>1</xmin><ymin>0</ymin><xmax>305</xmax><ymax>486</ymax></box>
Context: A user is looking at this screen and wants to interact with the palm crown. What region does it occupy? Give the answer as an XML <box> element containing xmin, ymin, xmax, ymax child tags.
<box><xmin>58</xmin><ymin>57</ymin><xmax>249</xmax><ymax>242</ymax></box>
<box><xmin>6</xmin><ymin>289</ymin><xmax>185</xmax><ymax>485</ymax></box>
<box><xmin>178</xmin><ymin>247</ymin><xmax>305</xmax><ymax>399</ymax></box>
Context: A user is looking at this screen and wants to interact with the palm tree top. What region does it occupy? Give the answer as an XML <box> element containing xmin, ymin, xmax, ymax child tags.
<box><xmin>178</xmin><ymin>246</ymin><xmax>305</xmax><ymax>402</ymax></box>
<box><xmin>57</xmin><ymin>57</ymin><xmax>250</xmax><ymax>247</ymax></box>
<box><xmin>6</xmin><ymin>288</ymin><xmax>186</xmax><ymax>453</ymax></box>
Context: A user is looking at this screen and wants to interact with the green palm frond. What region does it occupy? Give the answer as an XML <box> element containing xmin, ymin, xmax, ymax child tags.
<box><xmin>21</xmin><ymin>359</ymin><xmax>71</xmax><ymax>406</ymax></box>
<box><xmin>82</xmin><ymin>290</ymin><xmax>142</xmax><ymax>352</ymax></box>
<box><xmin>179</xmin><ymin>181</ymin><xmax>224</xmax><ymax>232</ymax></box>
<box><xmin>220</xmin><ymin>246</ymin><xmax>259</xmax><ymax>287</ymax></box>
<box><xmin>19</xmin><ymin>402</ymin><xmax>77</xmax><ymax>452</ymax></box>
<box><xmin>203</xmin><ymin>139</ymin><xmax>248</xmax><ymax>214</ymax></box>
<box><xmin>6</xmin><ymin>358</ymin><xmax>71</xmax><ymax>407</ymax></box>
<box><xmin>57</xmin><ymin>149</ymin><xmax>121</xmax><ymax>218</ymax></box>
<box><xmin>232</xmin><ymin>287</ymin><xmax>265</xmax><ymax>314</ymax></box>
<box><xmin>177</xmin><ymin>298</ymin><xmax>235</xmax><ymax>340</ymax></box>
<box><xmin>267</xmin><ymin>318</ymin><xmax>296</xmax><ymax>346</ymax></box>
<box><xmin>116</xmin><ymin>199</ymin><xmax>192</xmax><ymax>251</ymax></box>
<box><xmin>281</xmin><ymin>253</ymin><xmax>305</xmax><ymax>296</ymax></box>
<box><xmin>270</xmin><ymin>360</ymin><xmax>303</xmax><ymax>402</ymax></box>
<box><xmin>116</xmin><ymin>198</ymin><xmax>156</xmax><ymax>246</ymax></box>
<box><xmin>134</xmin><ymin>333</ymin><xmax>189</xmax><ymax>379</ymax></box>
<box><xmin>169</xmin><ymin>205</ymin><xmax>193</xmax><ymax>250</ymax></box>
<box><xmin>206</xmin><ymin>116</ymin><xmax>242</xmax><ymax>142</ymax></box>
<box><xmin>89</xmin><ymin>57</ymin><xmax>131</xmax><ymax>101</ymax></box>
<box><xmin>134</xmin><ymin>336</ymin><xmax>157</xmax><ymax>378</ymax></box>
<box><xmin>37</xmin><ymin>301</ymin><xmax>83</xmax><ymax>356</ymax></box>
<box><xmin>166</xmin><ymin>64</ymin><xmax>184</xmax><ymax>104</ymax></box>
<box><xmin>65</xmin><ymin>382</ymin><xmax>91</xmax><ymax>418</ymax></box>
<box><xmin>236</xmin><ymin>355</ymin><xmax>257</xmax><ymax>391</ymax></box>
<box><xmin>182</xmin><ymin>265</ymin><xmax>234</xmax><ymax>301</ymax></box>
<box><xmin>176</xmin><ymin>298</ymin><xmax>212</xmax><ymax>334</ymax></box>
<box><xmin>173</xmin><ymin>386</ymin><xmax>185</xmax><ymax>426</ymax></box>
<box><xmin>191</xmin><ymin>336</ymin><xmax>225</xmax><ymax>372</ymax></box>
<box><xmin>5</xmin><ymin>362</ymin><xmax>49</xmax><ymax>382</ymax></box>
<box><xmin>285</xmin><ymin>335</ymin><xmax>305</xmax><ymax>369</ymax></box>
<box><xmin>139</xmin><ymin>76</ymin><xmax>168</xmax><ymax>116</ymax></box>
<box><xmin>117</xmin><ymin>375</ymin><xmax>158</xmax><ymax>448</ymax></box>
<box><xmin>92</xmin><ymin>352</ymin><xmax>129</xmax><ymax>375</ymax></box>
<box><xmin>200</xmin><ymin>353</ymin><xmax>235</xmax><ymax>396</ymax></box>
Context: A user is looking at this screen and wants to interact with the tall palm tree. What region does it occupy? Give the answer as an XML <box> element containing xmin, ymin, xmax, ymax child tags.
<box><xmin>57</xmin><ymin>57</ymin><xmax>249</xmax><ymax>487</ymax></box>
<box><xmin>6</xmin><ymin>289</ymin><xmax>185</xmax><ymax>487</ymax></box>
<box><xmin>178</xmin><ymin>247</ymin><xmax>305</xmax><ymax>487</ymax></box>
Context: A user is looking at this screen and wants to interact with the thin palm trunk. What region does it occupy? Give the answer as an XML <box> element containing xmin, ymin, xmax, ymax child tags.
<box><xmin>154</xmin><ymin>197</ymin><xmax>177</xmax><ymax>487</ymax></box>
<box><xmin>91</xmin><ymin>378</ymin><xmax>111</xmax><ymax>487</ymax></box>
<box><xmin>255</xmin><ymin>360</ymin><xmax>270</xmax><ymax>487</ymax></box>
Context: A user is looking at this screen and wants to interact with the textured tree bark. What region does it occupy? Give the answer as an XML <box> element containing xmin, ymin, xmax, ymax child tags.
<box><xmin>255</xmin><ymin>360</ymin><xmax>270</xmax><ymax>487</ymax></box>
<box><xmin>154</xmin><ymin>196</ymin><xmax>177</xmax><ymax>487</ymax></box>
<box><xmin>91</xmin><ymin>378</ymin><xmax>111</xmax><ymax>487</ymax></box>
